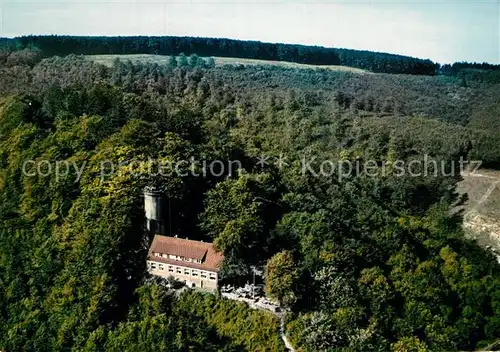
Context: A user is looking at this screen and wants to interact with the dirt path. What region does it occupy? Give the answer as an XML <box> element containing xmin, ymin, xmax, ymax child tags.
<box><xmin>461</xmin><ymin>171</ymin><xmax>498</xmax><ymax>180</ymax></box>
<box><xmin>279</xmin><ymin>313</ymin><xmax>296</xmax><ymax>352</ymax></box>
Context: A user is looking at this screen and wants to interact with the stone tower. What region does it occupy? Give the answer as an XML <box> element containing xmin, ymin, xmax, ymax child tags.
<box><xmin>144</xmin><ymin>186</ymin><xmax>165</xmax><ymax>235</ymax></box>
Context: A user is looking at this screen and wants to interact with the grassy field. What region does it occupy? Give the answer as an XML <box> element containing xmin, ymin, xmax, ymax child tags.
<box><xmin>86</xmin><ymin>54</ymin><xmax>367</xmax><ymax>73</ymax></box>
<box><xmin>214</xmin><ymin>56</ymin><xmax>367</xmax><ymax>73</ymax></box>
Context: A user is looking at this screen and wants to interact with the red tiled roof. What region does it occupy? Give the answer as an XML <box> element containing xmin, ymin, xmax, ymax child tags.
<box><xmin>151</xmin><ymin>236</ymin><xmax>208</xmax><ymax>260</ymax></box>
<box><xmin>148</xmin><ymin>235</ymin><xmax>224</xmax><ymax>272</ymax></box>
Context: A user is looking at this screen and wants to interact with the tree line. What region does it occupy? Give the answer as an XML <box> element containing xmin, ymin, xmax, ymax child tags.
<box><xmin>3</xmin><ymin>36</ymin><xmax>499</xmax><ymax>77</ymax></box>
<box><xmin>1</xmin><ymin>35</ymin><xmax>439</xmax><ymax>74</ymax></box>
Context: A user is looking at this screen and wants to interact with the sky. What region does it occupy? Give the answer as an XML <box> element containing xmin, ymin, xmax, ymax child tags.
<box><xmin>0</xmin><ymin>0</ymin><xmax>498</xmax><ymax>64</ymax></box>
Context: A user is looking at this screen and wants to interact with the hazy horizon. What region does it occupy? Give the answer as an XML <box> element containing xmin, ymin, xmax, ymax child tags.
<box><xmin>1</xmin><ymin>0</ymin><xmax>498</xmax><ymax>65</ymax></box>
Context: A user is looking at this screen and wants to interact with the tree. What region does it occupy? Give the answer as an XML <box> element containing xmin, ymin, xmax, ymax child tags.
<box><xmin>168</xmin><ymin>55</ymin><xmax>177</xmax><ymax>68</ymax></box>
<box><xmin>206</xmin><ymin>57</ymin><xmax>216</xmax><ymax>69</ymax></box>
<box><xmin>6</xmin><ymin>48</ymin><xmax>41</xmax><ymax>67</ymax></box>
<box><xmin>264</xmin><ymin>250</ymin><xmax>299</xmax><ymax>305</ymax></box>
<box><xmin>188</xmin><ymin>53</ymin><xmax>200</xmax><ymax>68</ymax></box>
<box><xmin>177</xmin><ymin>53</ymin><xmax>188</xmax><ymax>67</ymax></box>
<box><xmin>200</xmin><ymin>172</ymin><xmax>282</xmax><ymax>275</ymax></box>
<box><xmin>391</xmin><ymin>336</ymin><xmax>429</xmax><ymax>352</ymax></box>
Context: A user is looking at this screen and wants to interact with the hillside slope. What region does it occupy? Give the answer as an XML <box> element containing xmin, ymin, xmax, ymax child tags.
<box><xmin>1</xmin><ymin>52</ymin><xmax>500</xmax><ymax>351</ymax></box>
<box><xmin>12</xmin><ymin>35</ymin><xmax>438</xmax><ymax>74</ymax></box>
<box><xmin>457</xmin><ymin>170</ymin><xmax>500</xmax><ymax>252</ymax></box>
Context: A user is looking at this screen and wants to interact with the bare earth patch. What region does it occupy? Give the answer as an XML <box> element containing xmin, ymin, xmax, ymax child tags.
<box><xmin>457</xmin><ymin>169</ymin><xmax>500</xmax><ymax>251</ymax></box>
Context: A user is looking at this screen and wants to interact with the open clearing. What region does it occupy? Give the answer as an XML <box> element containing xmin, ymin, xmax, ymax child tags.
<box><xmin>86</xmin><ymin>54</ymin><xmax>367</xmax><ymax>73</ymax></box>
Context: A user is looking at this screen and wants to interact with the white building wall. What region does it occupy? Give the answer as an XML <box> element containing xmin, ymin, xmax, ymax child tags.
<box><xmin>147</xmin><ymin>260</ymin><xmax>219</xmax><ymax>290</ymax></box>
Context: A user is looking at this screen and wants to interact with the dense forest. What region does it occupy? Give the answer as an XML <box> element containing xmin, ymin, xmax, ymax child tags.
<box><xmin>0</xmin><ymin>39</ymin><xmax>500</xmax><ymax>351</ymax></box>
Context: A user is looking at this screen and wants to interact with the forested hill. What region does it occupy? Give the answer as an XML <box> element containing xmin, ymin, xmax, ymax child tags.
<box><xmin>1</xmin><ymin>44</ymin><xmax>500</xmax><ymax>350</ymax></box>
<box><xmin>1</xmin><ymin>35</ymin><xmax>439</xmax><ymax>75</ymax></box>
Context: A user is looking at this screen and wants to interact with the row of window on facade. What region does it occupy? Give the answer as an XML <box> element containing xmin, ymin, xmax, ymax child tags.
<box><xmin>148</xmin><ymin>261</ymin><xmax>217</xmax><ymax>281</ymax></box>
<box><xmin>153</xmin><ymin>252</ymin><xmax>202</xmax><ymax>264</ymax></box>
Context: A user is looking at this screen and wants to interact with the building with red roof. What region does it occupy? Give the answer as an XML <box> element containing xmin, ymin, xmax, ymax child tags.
<box><xmin>147</xmin><ymin>234</ymin><xmax>224</xmax><ymax>291</ymax></box>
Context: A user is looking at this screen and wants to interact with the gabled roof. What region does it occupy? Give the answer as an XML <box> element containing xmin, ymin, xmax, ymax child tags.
<box><xmin>148</xmin><ymin>235</ymin><xmax>224</xmax><ymax>272</ymax></box>
<box><xmin>151</xmin><ymin>235</ymin><xmax>208</xmax><ymax>260</ymax></box>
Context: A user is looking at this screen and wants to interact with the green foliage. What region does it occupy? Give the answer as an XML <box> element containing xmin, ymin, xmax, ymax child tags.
<box><xmin>200</xmin><ymin>172</ymin><xmax>283</xmax><ymax>275</ymax></box>
<box><xmin>83</xmin><ymin>285</ymin><xmax>248</xmax><ymax>351</ymax></box>
<box><xmin>206</xmin><ymin>57</ymin><xmax>216</xmax><ymax>69</ymax></box>
<box><xmin>391</xmin><ymin>336</ymin><xmax>429</xmax><ymax>352</ymax></box>
<box><xmin>15</xmin><ymin>35</ymin><xmax>438</xmax><ymax>74</ymax></box>
<box><xmin>264</xmin><ymin>250</ymin><xmax>299</xmax><ymax>305</ymax></box>
<box><xmin>177</xmin><ymin>53</ymin><xmax>188</xmax><ymax>67</ymax></box>
<box><xmin>0</xmin><ymin>47</ymin><xmax>499</xmax><ymax>351</ymax></box>
<box><xmin>168</xmin><ymin>55</ymin><xmax>177</xmax><ymax>68</ymax></box>
<box><xmin>173</xmin><ymin>291</ymin><xmax>285</xmax><ymax>351</ymax></box>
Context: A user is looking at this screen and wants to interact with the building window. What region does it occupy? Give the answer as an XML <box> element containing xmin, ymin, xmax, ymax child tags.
<box><xmin>201</xmin><ymin>272</ymin><xmax>207</xmax><ymax>279</ymax></box>
<box><xmin>184</xmin><ymin>269</ymin><xmax>190</xmax><ymax>275</ymax></box>
<box><xmin>154</xmin><ymin>252</ymin><xmax>160</xmax><ymax>257</ymax></box>
<box><xmin>162</xmin><ymin>253</ymin><xmax>168</xmax><ymax>258</ymax></box>
<box><xmin>192</xmin><ymin>270</ymin><xmax>198</xmax><ymax>276</ymax></box>
<box><xmin>159</xmin><ymin>264</ymin><xmax>164</xmax><ymax>271</ymax></box>
<box><xmin>151</xmin><ymin>263</ymin><xmax>157</xmax><ymax>270</ymax></box>
<box><xmin>209</xmin><ymin>274</ymin><xmax>216</xmax><ymax>281</ymax></box>
<box><xmin>176</xmin><ymin>268</ymin><xmax>182</xmax><ymax>274</ymax></box>
<box><xmin>168</xmin><ymin>266</ymin><xmax>174</xmax><ymax>273</ymax></box>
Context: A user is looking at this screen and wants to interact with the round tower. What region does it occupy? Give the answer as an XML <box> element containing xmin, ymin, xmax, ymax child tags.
<box><xmin>144</xmin><ymin>186</ymin><xmax>165</xmax><ymax>234</ymax></box>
